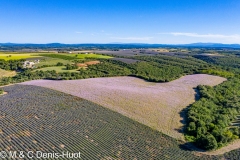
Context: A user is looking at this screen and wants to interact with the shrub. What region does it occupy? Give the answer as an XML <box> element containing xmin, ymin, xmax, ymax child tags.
<box><xmin>0</xmin><ymin>88</ymin><xmax>3</xmax><ymax>94</ymax></box>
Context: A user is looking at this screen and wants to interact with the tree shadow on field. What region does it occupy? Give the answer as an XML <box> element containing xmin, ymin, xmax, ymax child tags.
<box><xmin>176</xmin><ymin>87</ymin><xmax>200</xmax><ymax>134</ymax></box>
<box><xmin>179</xmin><ymin>142</ymin><xmax>208</xmax><ymax>153</ymax></box>
<box><xmin>177</xmin><ymin>87</ymin><xmax>206</xmax><ymax>152</ymax></box>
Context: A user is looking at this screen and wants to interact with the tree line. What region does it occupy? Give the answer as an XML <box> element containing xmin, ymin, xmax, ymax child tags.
<box><xmin>186</xmin><ymin>78</ymin><xmax>240</xmax><ymax>150</ymax></box>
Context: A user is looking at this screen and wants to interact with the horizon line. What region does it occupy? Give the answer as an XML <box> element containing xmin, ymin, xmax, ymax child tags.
<box><xmin>1</xmin><ymin>42</ymin><xmax>240</xmax><ymax>45</ymax></box>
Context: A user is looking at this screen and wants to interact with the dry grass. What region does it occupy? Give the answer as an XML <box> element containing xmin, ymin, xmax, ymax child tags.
<box><xmin>0</xmin><ymin>69</ymin><xmax>16</xmax><ymax>78</ymax></box>
<box><xmin>77</xmin><ymin>60</ymin><xmax>100</xmax><ymax>67</ymax></box>
<box><xmin>85</xmin><ymin>60</ymin><xmax>100</xmax><ymax>65</ymax></box>
<box><xmin>21</xmin><ymin>74</ymin><xmax>226</xmax><ymax>140</ymax></box>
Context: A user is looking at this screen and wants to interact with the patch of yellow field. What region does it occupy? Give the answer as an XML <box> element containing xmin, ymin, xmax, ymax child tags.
<box><xmin>0</xmin><ymin>54</ymin><xmax>41</xmax><ymax>60</ymax></box>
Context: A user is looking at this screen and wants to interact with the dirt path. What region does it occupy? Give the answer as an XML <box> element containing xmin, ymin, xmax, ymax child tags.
<box><xmin>204</xmin><ymin>139</ymin><xmax>240</xmax><ymax>155</ymax></box>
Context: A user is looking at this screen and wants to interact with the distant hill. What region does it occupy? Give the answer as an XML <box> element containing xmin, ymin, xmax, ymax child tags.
<box><xmin>0</xmin><ymin>42</ymin><xmax>240</xmax><ymax>49</ymax></box>
<box><xmin>180</xmin><ymin>43</ymin><xmax>240</xmax><ymax>48</ymax></box>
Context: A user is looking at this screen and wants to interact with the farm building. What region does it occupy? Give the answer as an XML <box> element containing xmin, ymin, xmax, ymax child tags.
<box><xmin>23</xmin><ymin>59</ymin><xmax>40</xmax><ymax>68</ymax></box>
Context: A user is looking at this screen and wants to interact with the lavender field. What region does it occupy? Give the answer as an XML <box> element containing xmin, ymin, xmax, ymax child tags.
<box><xmin>21</xmin><ymin>74</ymin><xmax>226</xmax><ymax>140</ymax></box>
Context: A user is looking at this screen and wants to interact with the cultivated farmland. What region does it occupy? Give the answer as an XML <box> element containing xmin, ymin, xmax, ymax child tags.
<box><xmin>39</xmin><ymin>53</ymin><xmax>112</xmax><ymax>60</ymax></box>
<box><xmin>21</xmin><ymin>74</ymin><xmax>226</xmax><ymax>140</ymax></box>
<box><xmin>0</xmin><ymin>85</ymin><xmax>208</xmax><ymax>159</ymax></box>
<box><xmin>1</xmin><ymin>84</ymin><xmax>239</xmax><ymax>159</ymax></box>
<box><xmin>0</xmin><ymin>53</ymin><xmax>41</xmax><ymax>60</ymax></box>
<box><xmin>34</xmin><ymin>57</ymin><xmax>72</xmax><ymax>67</ymax></box>
<box><xmin>94</xmin><ymin>49</ymin><xmax>160</xmax><ymax>57</ymax></box>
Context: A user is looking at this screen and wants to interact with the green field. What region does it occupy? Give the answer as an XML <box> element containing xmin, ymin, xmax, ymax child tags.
<box><xmin>72</xmin><ymin>53</ymin><xmax>112</xmax><ymax>59</ymax></box>
<box><xmin>39</xmin><ymin>53</ymin><xmax>112</xmax><ymax>60</ymax></box>
<box><xmin>0</xmin><ymin>52</ymin><xmax>111</xmax><ymax>61</ymax></box>
<box><xmin>34</xmin><ymin>57</ymin><xmax>73</xmax><ymax>67</ymax></box>
<box><xmin>36</xmin><ymin>66</ymin><xmax>79</xmax><ymax>73</ymax></box>
<box><xmin>0</xmin><ymin>53</ymin><xmax>42</xmax><ymax>60</ymax></box>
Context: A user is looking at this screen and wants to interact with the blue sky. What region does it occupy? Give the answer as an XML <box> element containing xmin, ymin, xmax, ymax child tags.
<box><xmin>0</xmin><ymin>0</ymin><xmax>240</xmax><ymax>44</ymax></box>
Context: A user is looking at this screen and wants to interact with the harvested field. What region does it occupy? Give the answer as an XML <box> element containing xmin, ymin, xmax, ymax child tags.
<box><xmin>0</xmin><ymin>69</ymin><xmax>16</xmax><ymax>78</ymax></box>
<box><xmin>85</xmin><ymin>60</ymin><xmax>100</xmax><ymax>65</ymax></box>
<box><xmin>21</xmin><ymin>74</ymin><xmax>226</xmax><ymax>140</ymax></box>
<box><xmin>77</xmin><ymin>60</ymin><xmax>100</xmax><ymax>68</ymax></box>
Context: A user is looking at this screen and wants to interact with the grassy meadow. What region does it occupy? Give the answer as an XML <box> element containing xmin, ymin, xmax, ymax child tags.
<box><xmin>34</xmin><ymin>57</ymin><xmax>73</xmax><ymax>67</ymax></box>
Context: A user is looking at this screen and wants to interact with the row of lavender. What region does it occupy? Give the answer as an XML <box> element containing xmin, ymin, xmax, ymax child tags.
<box><xmin>0</xmin><ymin>85</ymin><xmax>239</xmax><ymax>159</ymax></box>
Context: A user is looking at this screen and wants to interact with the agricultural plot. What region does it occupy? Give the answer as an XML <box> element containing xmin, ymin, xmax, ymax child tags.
<box><xmin>95</xmin><ymin>49</ymin><xmax>160</xmax><ymax>57</ymax></box>
<box><xmin>73</xmin><ymin>53</ymin><xmax>112</xmax><ymax>59</ymax></box>
<box><xmin>0</xmin><ymin>84</ymin><xmax>216</xmax><ymax>160</ymax></box>
<box><xmin>0</xmin><ymin>69</ymin><xmax>16</xmax><ymax>78</ymax></box>
<box><xmin>34</xmin><ymin>57</ymin><xmax>72</xmax><ymax>67</ymax></box>
<box><xmin>39</xmin><ymin>53</ymin><xmax>112</xmax><ymax>60</ymax></box>
<box><xmin>76</xmin><ymin>61</ymin><xmax>100</xmax><ymax>68</ymax></box>
<box><xmin>2</xmin><ymin>84</ymin><xmax>239</xmax><ymax>159</ymax></box>
<box><xmin>0</xmin><ymin>54</ymin><xmax>41</xmax><ymax>60</ymax></box>
<box><xmin>22</xmin><ymin>74</ymin><xmax>226</xmax><ymax>140</ymax></box>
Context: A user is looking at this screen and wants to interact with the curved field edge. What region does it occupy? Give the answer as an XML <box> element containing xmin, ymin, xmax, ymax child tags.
<box><xmin>20</xmin><ymin>74</ymin><xmax>226</xmax><ymax>141</ymax></box>
<box><xmin>0</xmin><ymin>84</ymin><xmax>219</xmax><ymax>160</ymax></box>
<box><xmin>203</xmin><ymin>139</ymin><xmax>240</xmax><ymax>155</ymax></box>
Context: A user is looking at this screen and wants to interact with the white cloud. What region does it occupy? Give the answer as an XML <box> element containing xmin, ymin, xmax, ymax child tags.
<box><xmin>159</xmin><ymin>32</ymin><xmax>240</xmax><ymax>39</ymax></box>
<box><xmin>110</xmin><ymin>37</ymin><xmax>153</xmax><ymax>41</ymax></box>
<box><xmin>75</xmin><ymin>31</ymin><xmax>82</xmax><ymax>34</ymax></box>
